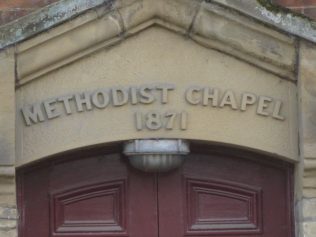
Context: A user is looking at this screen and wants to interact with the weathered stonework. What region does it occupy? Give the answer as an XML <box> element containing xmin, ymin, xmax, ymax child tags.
<box><xmin>0</xmin><ymin>48</ymin><xmax>17</xmax><ymax>237</ymax></box>
<box><xmin>1</xmin><ymin>1</ymin><xmax>316</xmax><ymax>237</ymax></box>
<box><xmin>303</xmin><ymin>222</ymin><xmax>316</xmax><ymax>237</ymax></box>
<box><xmin>296</xmin><ymin>40</ymin><xmax>316</xmax><ymax>236</ymax></box>
<box><xmin>0</xmin><ymin>168</ymin><xmax>16</xmax><ymax>237</ymax></box>
<box><xmin>299</xmin><ymin>41</ymin><xmax>316</xmax><ymax>198</ymax></box>
<box><xmin>0</xmin><ymin>230</ymin><xmax>17</xmax><ymax>237</ymax></box>
<box><xmin>0</xmin><ymin>49</ymin><xmax>15</xmax><ymax>166</ymax></box>
<box><xmin>14</xmin><ymin>0</ymin><xmax>297</xmax><ymax>85</ymax></box>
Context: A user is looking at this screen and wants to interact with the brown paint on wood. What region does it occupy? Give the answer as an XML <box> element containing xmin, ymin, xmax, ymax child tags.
<box><xmin>17</xmin><ymin>143</ymin><xmax>294</xmax><ymax>237</ymax></box>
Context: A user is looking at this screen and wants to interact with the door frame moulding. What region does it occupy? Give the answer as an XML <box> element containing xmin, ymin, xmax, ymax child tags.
<box><xmin>16</xmin><ymin>140</ymin><xmax>295</xmax><ymax>171</ymax></box>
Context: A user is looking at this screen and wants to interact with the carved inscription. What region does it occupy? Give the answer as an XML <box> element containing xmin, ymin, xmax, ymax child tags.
<box><xmin>20</xmin><ymin>83</ymin><xmax>286</xmax><ymax>127</ymax></box>
<box><xmin>135</xmin><ymin>111</ymin><xmax>188</xmax><ymax>130</ymax></box>
<box><xmin>185</xmin><ymin>87</ymin><xmax>285</xmax><ymax>120</ymax></box>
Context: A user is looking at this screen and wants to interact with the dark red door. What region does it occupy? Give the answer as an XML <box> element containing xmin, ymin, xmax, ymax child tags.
<box><xmin>17</xmin><ymin>144</ymin><xmax>293</xmax><ymax>237</ymax></box>
<box><xmin>158</xmin><ymin>145</ymin><xmax>293</xmax><ymax>237</ymax></box>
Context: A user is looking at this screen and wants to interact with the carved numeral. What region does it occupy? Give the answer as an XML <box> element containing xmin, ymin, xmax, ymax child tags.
<box><xmin>135</xmin><ymin>111</ymin><xmax>188</xmax><ymax>131</ymax></box>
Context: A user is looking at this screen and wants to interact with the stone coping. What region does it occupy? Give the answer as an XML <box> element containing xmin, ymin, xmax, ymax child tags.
<box><xmin>1</xmin><ymin>0</ymin><xmax>316</xmax><ymax>50</ymax></box>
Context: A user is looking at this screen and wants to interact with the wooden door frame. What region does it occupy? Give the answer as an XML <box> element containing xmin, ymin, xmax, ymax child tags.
<box><xmin>16</xmin><ymin>140</ymin><xmax>295</xmax><ymax>237</ymax></box>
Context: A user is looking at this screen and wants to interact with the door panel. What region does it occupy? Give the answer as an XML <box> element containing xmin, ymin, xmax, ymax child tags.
<box><xmin>51</xmin><ymin>180</ymin><xmax>127</xmax><ymax>235</ymax></box>
<box><xmin>158</xmin><ymin>151</ymin><xmax>293</xmax><ymax>237</ymax></box>
<box><xmin>18</xmin><ymin>152</ymin><xmax>158</xmax><ymax>237</ymax></box>
<box><xmin>184</xmin><ymin>178</ymin><xmax>262</xmax><ymax>234</ymax></box>
<box><xmin>18</xmin><ymin>146</ymin><xmax>293</xmax><ymax>237</ymax></box>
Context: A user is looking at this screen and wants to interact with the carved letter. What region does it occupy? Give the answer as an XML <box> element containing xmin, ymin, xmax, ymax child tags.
<box><xmin>43</xmin><ymin>98</ymin><xmax>61</xmax><ymax>119</ymax></box>
<box><xmin>202</xmin><ymin>87</ymin><xmax>219</xmax><ymax>107</ymax></box>
<box><xmin>240</xmin><ymin>93</ymin><xmax>257</xmax><ymax>111</ymax></box>
<box><xmin>75</xmin><ymin>92</ymin><xmax>92</xmax><ymax>112</ymax></box>
<box><xmin>257</xmin><ymin>96</ymin><xmax>272</xmax><ymax>116</ymax></box>
<box><xmin>130</xmin><ymin>87</ymin><xmax>138</xmax><ymax>105</ymax></box>
<box><xmin>185</xmin><ymin>87</ymin><xmax>201</xmax><ymax>105</ymax></box>
<box><xmin>139</xmin><ymin>86</ymin><xmax>155</xmax><ymax>104</ymax></box>
<box><xmin>58</xmin><ymin>95</ymin><xmax>73</xmax><ymax>115</ymax></box>
<box><xmin>21</xmin><ymin>103</ymin><xmax>45</xmax><ymax>126</ymax></box>
<box><xmin>156</xmin><ymin>84</ymin><xmax>175</xmax><ymax>104</ymax></box>
<box><xmin>272</xmin><ymin>100</ymin><xmax>285</xmax><ymax>120</ymax></box>
<box><xmin>112</xmin><ymin>87</ymin><xmax>129</xmax><ymax>106</ymax></box>
<box><xmin>219</xmin><ymin>90</ymin><xmax>238</xmax><ymax>109</ymax></box>
<box><xmin>92</xmin><ymin>89</ymin><xmax>110</xmax><ymax>109</ymax></box>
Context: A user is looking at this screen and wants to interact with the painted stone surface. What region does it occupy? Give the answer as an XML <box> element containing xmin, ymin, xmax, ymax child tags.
<box><xmin>16</xmin><ymin>27</ymin><xmax>298</xmax><ymax>165</ymax></box>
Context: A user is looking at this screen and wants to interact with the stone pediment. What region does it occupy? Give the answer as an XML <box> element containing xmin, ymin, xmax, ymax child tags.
<box><xmin>5</xmin><ymin>0</ymin><xmax>296</xmax><ymax>166</ymax></box>
<box><xmin>15</xmin><ymin>15</ymin><xmax>298</xmax><ymax>165</ymax></box>
<box><xmin>15</xmin><ymin>0</ymin><xmax>296</xmax><ymax>86</ymax></box>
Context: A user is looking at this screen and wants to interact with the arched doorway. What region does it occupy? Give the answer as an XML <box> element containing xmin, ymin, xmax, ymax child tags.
<box><xmin>17</xmin><ymin>143</ymin><xmax>294</xmax><ymax>237</ymax></box>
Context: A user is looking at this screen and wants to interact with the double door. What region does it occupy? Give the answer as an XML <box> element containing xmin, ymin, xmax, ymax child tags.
<box><xmin>18</xmin><ymin>145</ymin><xmax>293</xmax><ymax>237</ymax></box>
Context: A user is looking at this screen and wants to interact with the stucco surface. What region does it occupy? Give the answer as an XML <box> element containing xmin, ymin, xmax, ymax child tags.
<box><xmin>16</xmin><ymin>27</ymin><xmax>298</xmax><ymax>166</ymax></box>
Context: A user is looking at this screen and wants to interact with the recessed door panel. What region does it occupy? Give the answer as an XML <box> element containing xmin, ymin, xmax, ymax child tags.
<box><xmin>51</xmin><ymin>180</ymin><xmax>126</xmax><ymax>235</ymax></box>
<box><xmin>185</xmin><ymin>178</ymin><xmax>262</xmax><ymax>234</ymax></box>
